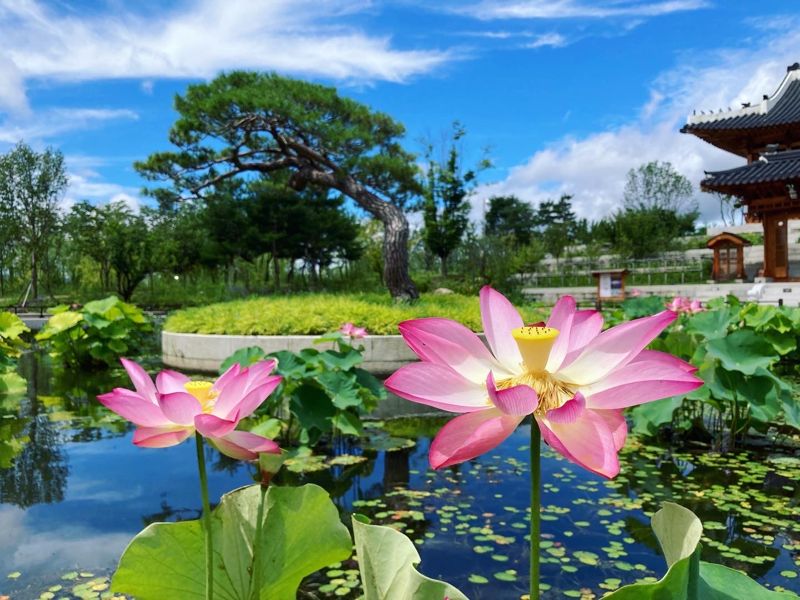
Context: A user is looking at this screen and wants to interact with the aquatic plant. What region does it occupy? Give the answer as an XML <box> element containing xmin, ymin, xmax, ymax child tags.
<box><xmin>386</xmin><ymin>285</ymin><xmax>702</xmax><ymax>598</ymax></box>
<box><xmin>0</xmin><ymin>311</ymin><xmax>28</xmax><ymax>393</ymax></box>
<box><xmin>36</xmin><ymin>296</ymin><xmax>152</xmax><ymax>369</ymax></box>
<box><xmin>222</xmin><ymin>326</ymin><xmax>386</xmax><ymax>447</ymax></box>
<box><xmin>98</xmin><ymin>358</ymin><xmax>283</xmax><ymax>600</ymax></box>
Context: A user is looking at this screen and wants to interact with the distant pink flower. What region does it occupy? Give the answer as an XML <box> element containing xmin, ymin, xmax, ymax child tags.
<box><xmin>340</xmin><ymin>322</ymin><xmax>367</xmax><ymax>339</ymax></box>
<box><xmin>667</xmin><ymin>296</ymin><xmax>704</xmax><ymax>314</ymax></box>
<box><xmin>629</xmin><ymin>289</ymin><xmax>642</xmax><ymax>297</ymax></box>
<box><xmin>98</xmin><ymin>359</ymin><xmax>282</xmax><ymax>460</ymax></box>
<box><xmin>386</xmin><ymin>287</ymin><xmax>701</xmax><ymax>478</ymax></box>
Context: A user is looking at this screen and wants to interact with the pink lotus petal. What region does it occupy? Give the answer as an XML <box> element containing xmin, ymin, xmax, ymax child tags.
<box><xmin>133</xmin><ymin>426</ymin><xmax>193</xmax><ymax>448</ymax></box>
<box><xmin>630</xmin><ymin>350</ymin><xmax>698</xmax><ymax>373</ymax></box>
<box><xmin>211</xmin><ymin>430</ymin><xmax>281</xmax><ymax>461</ymax></box>
<box><xmin>545</xmin><ymin>392</ymin><xmax>585</xmax><ymax>424</ymax></box>
<box><xmin>244</xmin><ymin>359</ymin><xmax>278</xmax><ymax>390</ymax></box>
<box><xmin>486</xmin><ymin>372</ymin><xmax>538</xmax><ymax>416</ymax></box>
<box><xmin>221</xmin><ymin>377</ymin><xmax>282</xmax><ymax>420</ymax></box>
<box><xmin>155</xmin><ymin>370</ymin><xmax>191</xmax><ymax>395</ymax></box>
<box><xmin>158</xmin><ymin>391</ymin><xmax>202</xmax><ymax>425</ymax></box>
<box><xmin>538</xmin><ymin>408</ymin><xmax>620</xmax><ymax>478</ymax></box>
<box><xmin>479</xmin><ymin>286</ymin><xmax>524</xmax><ymax>371</ymax></box>
<box><xmin>429</xmin><ymin>408</ymin><xmax>523</xmax><ymax>469</ymax></box>
<box><xmin>595</xmin><ymin>408</ymin><xmax>627</xmax><ymax>451</ymax></box>
<box><xmin>385</xmin><ymin>362</ymin><xmax>490</xmax><ymax>413</ymax></box>
<box><xmin>560</xmin><ymin>309</ymin><xmax>604</xmax><ymax>369</ymax></box>
<box><xmin>212</xmin><ymin>369</ymin><xmax>252</xmax><ymax>417</ymax></box>
<box><xmin>351</xmin><ymin>326</ymin><xmax>367</xmax><ymax>339</ymax></box>
<box><xmin>545</xmin><ymin>300</ymin><xmax>575</xmax><ymax>373</ymax></box>
<box><xmin>581</xmin><ymin>359</ymin><xmax>702</xmax><ymax>409</ymax></box>
<box><xmin>194</xmin><ymin>413</ymin><xmax>239</xmax><ymax>438</ymax></box>
<box><xmin>97</xmin><ymin>388</ymin><xmax>170</xmax><ymax>427</ymax></box>
<box><xmin>399</xmin><ymin>318</ymin><xmax>506</xmax><ymax>384</ymax></box>
<box><xmin>213</xmin><ymin>363</ymin><xmax>241</xmax><ymax>393</ymax></box>
<box><xmin>120</xmin><ymin>358</ymin><xmax>157</xmax><ymax>404</ymax></box>
<box><xmin>557</xmin><ymin>310</ymin><xmax>677</xmax><ymax>386</ymax></box>
<box><xmin>340</xmin><ymin>322</ymin><xmax>355</xmax><ymax>336</ymax></box>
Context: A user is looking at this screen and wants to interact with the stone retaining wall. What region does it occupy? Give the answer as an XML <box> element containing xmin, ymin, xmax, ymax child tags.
<box><xmin>162</xmin><ymin>331</ymin><xmax>419</xmax><ymax>374</ymax></box>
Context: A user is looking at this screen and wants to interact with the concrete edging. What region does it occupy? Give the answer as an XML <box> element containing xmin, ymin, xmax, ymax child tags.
<box><xmin>161</xmin><ymin>330</ymin><xmax>419</xmax><ymax>374</ymax></box>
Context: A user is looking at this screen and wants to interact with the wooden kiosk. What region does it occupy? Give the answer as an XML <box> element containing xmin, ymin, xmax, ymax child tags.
<box><xmin>592</xmin><ymin>269</ymin><xmax>628</xmax><ymax>308</ymax></box>
<box><xmin>682</xmin><ymin>63</ymin><xmax>800</xmax><ymax>281</ymax></box>
<box><xmin>707</xmin><ymin>232</ymin><xmax>751</xmax><ymax>281</ymax></box>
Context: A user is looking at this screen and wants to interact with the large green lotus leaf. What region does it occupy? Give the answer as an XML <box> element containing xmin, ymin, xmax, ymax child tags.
<box><xmin>629</xmin><ymin>397</ymin><xmax>684</xmax><ymax>436</ymax></box>
<box><xmin>83</xmin><ymin>295</ymin><xmax>122</xmax><ymax>316</ymax></box>
<box><xmin>36</xmin><ymin>311</ymin><xmax>83</xmax><ymax>339</ymax></box>
<box><xmin>606</xmin><ymin>503</ymin><xmax>795</xmax><ymax>600</ymax></box>
<box><xmin>740</xmin><ymin>303</ymin><xmax>778</xmax><ymax>329</ymax></box>
<box><xmin>353</xmin><ymin>515</ymin><xmax>468</xmax><ymax>600</ymax></box>
<box><xmin>112</xmin><ymin>484</ymin><xmax>351</xmax><ymax>600</ymax></box>
<box><xmin>705</xmin><ymin>330</ymin><xmax>778</xmax><ymax>375</ymax></box>
<box><xmin>220</xmin><ymin>346</ymin><xmax>268</xmax><ymax>372</ymax></box>
<box><xmin>652</xmin><ymin>502</ymin><xmax>702</xmax><ymax>568</ymax></box>
<box><xmin>317</xmin><ymin>371</ymin><xmax>362</xmax><ymax>409</ymax></box>
<box><xmin>0</xmin><ymin>312</ymin><xmax>29</xmax><ymax>339</ymax></box>
<box><xmin>686</xmin><ymin>308</ymin><xmax>733</xmax><ymax>340</ymax></box>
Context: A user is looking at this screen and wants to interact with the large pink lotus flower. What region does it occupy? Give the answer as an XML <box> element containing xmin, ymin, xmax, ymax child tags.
<box><xmin>386</xmin><ymin>287</ymin><xmax>702</xmax><ymax>477</ymax></box>
<box><xmin>98</xmin><ymin>359</ymin><xmax>282</xmax><ymax>460</ymax></box>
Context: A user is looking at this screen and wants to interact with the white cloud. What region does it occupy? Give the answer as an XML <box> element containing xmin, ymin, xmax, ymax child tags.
<box><xmin>0</xmin><ymin>53</ymin><xmax>28</xmax><ymax>114</ymax></box>
<box><xmin>0</xmin><ymin>108</ymin><xmax>138</xmax><ymax>144</ymax></box>
<box><xmin>523</xmin><ymin>32</ymin><xmax>568</xmax><ymax>48</ymax></box>
<box><xmin>477</xmin><ymin>19</ymin><xmax>800</xmax><ymax>225</ymax></box>
<box><xmin>459</xmin><ymin>0</ymin><xmax>709</xmax><ymax>20</ymax></box>
<box><xmin>0</xmin><ymin>0</ymin><xmax>454</xmax><ymax>111</ymax></box>
<box><xmin>61</xmin><ymin>154</ymin><xmax>143</xmax><ymax>213</ymax></box>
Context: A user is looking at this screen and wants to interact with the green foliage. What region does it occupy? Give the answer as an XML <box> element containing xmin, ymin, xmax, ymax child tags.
<box><xmin>484</xmin><ymin>195</ymin><xmax>537</xmax><ymax>246</ymax></box>
<box><xmin>621</xmin><ymin>295</ymin><xmax>667</xmax><ymax>319</ymax></box>
<box><xmin>165</xmin><ymin>292</ymin><xmax>487</xmax><ymax>335</ymax></box>
<box><xmin>112</xmin><ymin>483</ymin><xmax>352</xmax><ymax>600</ymax></box>
<box><xmin>634</xmin><ymin>297</ymin><xmax>800</xmax><ymax>443</ymax></box>
<box><xmin>0</xmin><ymin>142</ymin><xmax>68</xmax><ymax>298</ymax></box>
<box><xmin>0</xmin><ymin>311</ymin><xmax>29</xmax><ymax>393</ymax></box>
<box><xmin>226</xmin><ymin>332</ymin><xmax>386</xmax><ymax>446</ymax></box>
<box><xmin>535</xmin><ymin>194</ymin><xmax>583</xmax><ymax>261</ymax></box>
<box><xmin>352</xmin><ymin>514</ymin><xmax>468</xmax><ymax>599</ymax></box>
<box><xmin>420</xmin><ymin>123</ymin><xmax>481</xmax><ymax>276</ymax></box>
<box><xmin>605</xmin><ymin>503</ymin><xmax>794</xmax><ymax>599</ymax></box>
<box><xmin>36</xmin><ymin>296</ymin><xmax>151</xmax><ymax>369</ymax></box>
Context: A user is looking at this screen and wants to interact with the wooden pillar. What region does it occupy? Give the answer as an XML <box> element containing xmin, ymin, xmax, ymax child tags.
<box><xmin>737</xmin><ymin>245</ymin><xmax>745</xmax><ymax>279</ymax></box>
<box><xmin>712</xmin><ymin>248</ymin><xmax>720</xmax><ymax>281</ymax></box>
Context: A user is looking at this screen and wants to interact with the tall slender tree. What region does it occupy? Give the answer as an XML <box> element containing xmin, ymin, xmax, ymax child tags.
<box><xmin>0</xmin><ymin>142</ymin><xmax>68</xmax><ymax>299</ymax></box>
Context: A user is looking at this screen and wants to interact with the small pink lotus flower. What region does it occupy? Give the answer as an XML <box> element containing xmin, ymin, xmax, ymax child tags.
<box><xmin>667</xmin><ymin>296</ymin><xmax>704</xmax><ymax>314</ymax></box>
<box><xmin>98</xmin><ymin>359</ymin><xmax>282</xmax><ymax>460</ymax></box>
<box><xmin>340</xmin><ymin>322</ymin><xmax>368</xmax><ymax>339</ymax></box>
<box><xmin>386</xmin><ymin>287</ymin><xmax>701</xmax><ymax>477</ymax></box>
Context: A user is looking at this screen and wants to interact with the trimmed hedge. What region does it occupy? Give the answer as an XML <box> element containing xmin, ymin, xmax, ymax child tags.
<box><xmin>164</xmin><ymin>293</ymin><xmax>550</xmax><ymax>335</ymax></box>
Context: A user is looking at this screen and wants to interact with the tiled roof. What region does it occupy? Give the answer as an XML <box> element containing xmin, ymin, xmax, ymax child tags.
<box><xmin>703</xmin><ymin>150</ymin><xmax>800</xmax><ymax>187</ymax></box>
<box><xmin>682</xmin><ymin>66</ymin><xmax>800</xmax><ymax>133</ymax></box>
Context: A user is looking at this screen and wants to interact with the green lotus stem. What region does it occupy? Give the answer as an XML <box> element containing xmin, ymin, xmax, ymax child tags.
<box><xmin>195</xmin><ymin>432</ymin><xmax>214</xmax><ymax>600</ymax></box>
<box><xmin>530</xmin><ymin>420</ymin><xmax>542</xmax><ymax>600</ymax></box>
<box><xmin>251</xmin><ymin>484</ymin><xmax>268</xmax><ymax>600</ymax></box>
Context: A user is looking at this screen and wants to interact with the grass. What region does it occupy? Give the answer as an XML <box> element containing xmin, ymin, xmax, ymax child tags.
<box><xmin>163</xmin><ymin>292</ymin><xmax>552</xmax><ymax>335</ymax></box>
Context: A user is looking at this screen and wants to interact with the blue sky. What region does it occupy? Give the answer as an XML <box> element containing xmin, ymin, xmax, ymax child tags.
<box><xmin>0</xmin><ymin>0</ymin><xmax>798</xmax><ymax>223</ymax></box>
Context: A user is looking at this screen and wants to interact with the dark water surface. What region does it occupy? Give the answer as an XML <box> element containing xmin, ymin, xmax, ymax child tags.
<box><xmin>1</xmin><ymin>354</ymin><xmax>798</xmax><ymax>599</ymax></box>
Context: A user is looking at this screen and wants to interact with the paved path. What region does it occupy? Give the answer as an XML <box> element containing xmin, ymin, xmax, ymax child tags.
<box><xmin>523</xmin><ymin>282</ymin><xmax>800</xmax><ymax>306</ymax></box>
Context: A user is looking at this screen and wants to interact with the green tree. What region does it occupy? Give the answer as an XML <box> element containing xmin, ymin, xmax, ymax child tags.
<box><xmin>0</xmin><ymin>142</ymin><xmax>68</xmax><ymax>299</ymax></box>
<box><xmin>536</xmin><ymin>194</ymin><xmax>579</xmax><ymax>261</ymax></box>
<box><xmin>136</xmin><ymin>71</ymin><xmax>421</xmax><ymax>300</ymax></box>
<box><xmin>623</xmin><ymin>160</ymin><xmax>694</xmax><ymax>213</ymax></box>
<box><xmin>484</xmin><ymin>195</ymin><xmax>537</xmax><ymax>246</ymax></box>
<box><xmin>420</xmin><ymin>123</ymin><xmax>485</xmax><ymax>277</ymax></box>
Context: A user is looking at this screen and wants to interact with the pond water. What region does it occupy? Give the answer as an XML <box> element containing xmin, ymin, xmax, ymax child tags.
<box><xmin>1</xmin><ymin>354</ymin><xmax>799</xmax><ymax>599</ymax></box>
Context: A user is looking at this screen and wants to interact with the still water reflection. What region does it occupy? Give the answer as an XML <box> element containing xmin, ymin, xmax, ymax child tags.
<box><xmin>1</xmin><ymin>354</ymin><xmax>798</xmax><ymax>599</ymax></box>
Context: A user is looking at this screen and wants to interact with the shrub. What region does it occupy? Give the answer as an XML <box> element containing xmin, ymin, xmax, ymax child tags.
<box><xmin>164</xmin><ymin>292</ymin><xmax>550</xmax><ymax>335</ymax></box>
<box><xmin>36</xmin><ymin>296</ymin><xmax>152</xmax><ymax>369</ymax></box>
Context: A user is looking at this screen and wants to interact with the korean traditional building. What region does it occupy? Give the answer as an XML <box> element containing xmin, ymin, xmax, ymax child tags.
<box><xmin>682</xmin><ymin>62</ymin><xmax>800</xmax><ymax>281</ymax></box>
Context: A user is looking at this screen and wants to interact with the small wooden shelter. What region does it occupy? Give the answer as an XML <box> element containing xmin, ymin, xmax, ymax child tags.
<box><xmin>706</xmin><ymin>232</ymin><xmax>751</xmax><ymax>281</ymax></box>
<box><xmin>682</xmin><ymin>62</ymin><xmax>800</xmax><ymax>281</ymax></box>
<box><xmin>592</xmin><ymin>269</ymin><xmax>628</xmax><ymax>303</ymax></box>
